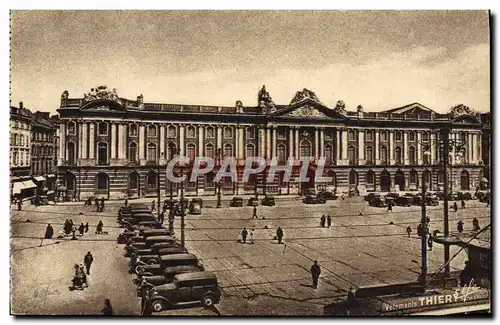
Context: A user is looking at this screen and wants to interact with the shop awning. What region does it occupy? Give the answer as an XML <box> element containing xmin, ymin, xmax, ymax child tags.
<box><xmin>12</xmin><ymin>181</ymin><xmax>37</xmax><ymax>194</ymax></box>
<box><xmin>47</xmin><ymin>174</ymin><xmax>56</xmax><ymax>178</ymax></box>
<box><xmin>33</xmin><ymin>176</ymin><xmax>46</xmax><ymax>182</ymax></box>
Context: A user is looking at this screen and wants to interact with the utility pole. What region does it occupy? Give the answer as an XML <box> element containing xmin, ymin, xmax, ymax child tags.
<box><xmin>420</xmin><ymin>171</ymin><xmax>428</xmax><ymax>284</ymax></box>
<box><xmin>180</xmin><ymin>164</ymin><xmax>185</xmax><ymax>247</ymax></box>
<box><xmin>442</xmin><ymin>125</ymin><xmax>451</xmax><ymax>278</ymax></box>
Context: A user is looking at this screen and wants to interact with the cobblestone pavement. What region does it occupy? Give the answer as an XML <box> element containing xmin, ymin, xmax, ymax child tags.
<box><xmin>10</xmin><ymin>198</ymin><xmax>490</xmax><ymax>315</ymax></box>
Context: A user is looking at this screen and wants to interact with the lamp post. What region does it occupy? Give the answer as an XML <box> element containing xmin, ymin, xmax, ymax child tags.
<box><xmin>419</xmin><ymin>151</ymin><xmax>431</xmax><ymax>284</ymax></box>
<box><xmin>179</xmin><ymin>154</ymin><xmax>186</xmax><ymax>247</ymax></box>
<box><xmin>216</xmin><ymin>148</ymin><xmax>222</xmax><ymax>208</ymax></box>
<box><xmin>157</xmin><ymin>153</ymin><xmax>166</xmax><ymax>219</ymax></box>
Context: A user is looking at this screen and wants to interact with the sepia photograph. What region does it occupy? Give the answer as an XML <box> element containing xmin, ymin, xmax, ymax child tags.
<box><xmin>8</xmin><ymin>10</ymin><xmax>491</xmax><ymax>316</ymax></box>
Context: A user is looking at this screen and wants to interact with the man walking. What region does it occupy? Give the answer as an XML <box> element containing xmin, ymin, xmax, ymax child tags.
<box><xmin>472</xmin><ymin>218</ymin><xmax>480</xmax><ymax>232</ymax></box>
<box><xmin>457</xmin><ymin>220</ymin><xmax>464</xmax><ymax>233</ymax></box>
<box><xmin>44</xmin><ymin>223</ymin><xmax>54</xmax><ymax>239</ymax></box>
<box><xmin>78</xmin><ymin>223</ymin><xmax>85</xmax><ymax>236</ymax></box>
<box><xmin>252</xmin><ymin>205</ymin><xmax>258</xmax><ymax>219</ymax></box>
<box><xmin>95</xmin><ymin>197</ymin><xmax>99</xmax><ymax>211</ymax></box>
<box><xmin>250</xmin><ymin>228</ymin><xmax>255</xmax><ymax>244</ymax></box>
<box><xmin>406</xmin><ymin>226</ymin><xmax>412</xmax><ymax>238</ymax></box>
<box><xmin>453</xmin><ymin>201</ymin><xmax>458</xmax><ymax>212</ymax></box>
<box><xmin>276</xmin><ymin>226</ymin><xmax>284</xmax><ymax>244</ymax></box>
<box><xmin>427</xmin><ymin>234</ymin><xmax>433</xmax><ymax>251</ymax></box>
<box><xmin>84</xmin><ymin>251</ymin><xmax>94</xmax><ymax>275</ymax></box>
<box><xmin>100</xmin><ymin>197</ymin><xmax>105</xmax><ymax>212</ymax></box>
<box><xmin>327</xmin><ymin>215</ymin><xmax>332</xmax><ymax>228</ymax></box>
<box><xmin>241</xmin><ymin>228</ymin><xmax>248</xmax><ymax>244</ymax></box>
<box><xmin>310</xmin><ymin>260</ymin><xmax>321</xmax><ymax>289</ymax></box>
<box><xmin>96</xmin><ymin>220</ymin><xmax>104</xmax><ymax>234</ymax></box>
<box><xmin>461</xmin><ymin>199</ymin><xmax>466</xmax><ymax>209</ymax></box>
<box><xmin>320</xmin><ymin>215</ymin><xmax>326</xmax><ymax>227</ymax></box>
<box><xmin>151</xmin><ymin>200</ymin><xmax>156</xmax><ymax>212</ymax></box>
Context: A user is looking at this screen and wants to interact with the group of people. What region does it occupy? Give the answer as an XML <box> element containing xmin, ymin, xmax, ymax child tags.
<box><xmin>240</xmin><ymin>226</ymin><xmax>284</xmax><ymax>245</ymax></box>
<box><xmin>457</xmin><ymin>217</ymin><xmax>481</xmax><ymax>234</ymax></box>
<box><xmin>72</xmin><ymin>252</ymin><xmax>94</xmax><ymax>290</ymax></box>
<box><xmin>320</xmin><ymin>215</ymin><xmax>332</xmax><ymax>228</ymax></box>
<box><xmin>86</xmin><ymin>197</ymin><xmax>106</xmax><ymax>212</ymax></box>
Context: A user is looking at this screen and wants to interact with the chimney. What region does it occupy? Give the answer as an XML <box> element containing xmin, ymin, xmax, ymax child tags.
<box><xmin>19</xmin><ymin>101</ymin><xmax>23</xmax><ymax>109</ymax></box>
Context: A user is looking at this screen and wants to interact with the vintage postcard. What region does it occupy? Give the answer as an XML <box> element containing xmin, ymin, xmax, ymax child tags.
<box><xmin>9</xmin><ymin>10</ymin><xmax>491</xmax><ymax>316</ymax></box>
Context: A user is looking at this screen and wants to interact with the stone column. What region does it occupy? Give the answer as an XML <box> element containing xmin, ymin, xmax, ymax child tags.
<box><xmin>358</xmin><ymin>130</ymin><xmax>365</xmax><ymax>165</ymax></box>
<box><xmin>198</xmin><ymin>126</ymin><xmax>204</xmax><ymax>157</ymax></box>
<box><xmin>81</xmin><ymin>123</ymin><xmax>88</xmax><ymax>159</ymax></box>
<box><xmin>341</xmin><ymin>129</ymin><xmax>348</xmax><ymax>165</ymax></box>
<box><xmin>77</xmin><ymin>122</ymin><xmax>83</xmax><ymax>160</ymax></box>
<box><xmin>294</xmin><ymin>128</ymin><xmax>299</xmax><ymax>158</ymax></box>
<box><xmin>320</xmin><ymin>129</ymin><xmax>325</xmax><ymax>158</ymax></box>
<box><xmin>179</xmin><ymin>125</ymin><xmax>185</xmax><ymax>156</ymax></box>
<box><xmin>375</xmin><ymin>130</ymin><xmax>380</xmax><ymax>164</ymax></box>
<box><xmin>468</xmin><ymin>132</ymin><xmax>473</xmax><ymax>164</ymax></box>
<box><xmin>238</xmin><ymin>127</ymin><xmax>244</xmax><ymax>160</ymax></box>
<box><xmin>272</xmin><ymin>127</ymin><xmax>277</xmax><ymax>159</ymax></box>
<box><xmin>430</xmin><ymin>132</ymin><xmax>437</xmax><ymax>164</ymax></box>
<box><xmin>118</xmin><ymin>124</ymin><xmax>125</xmax><ymax>159</ymax></box>
<box><xmin>403</xmin><ymin>131</ymin><xmax>409</xmax><ymax>165</ymax></box>
<box><xmin>88</xmin><ymin>123</ymin><xmax>95</xmax><ymax>159</ymax></box>
<box><xmin>314</xmin><ymin>129</ymin><xmax>319</xmax><ymax>160</ymax></box>
<box><xmin>266</xmin><ymin>127</ymin><xmax>271</xmax><ymax>159</ymax></box>
<box><xmin>478</xmin><ymin>133</ymin><xmax>482</xmax><ymax>164</ymax></box>
<box><xmin>111</xmin><ymin>123</ymin><xmax>117</xmax><ymax>159</ymax></box>
<box><xmin>289</xmin><ymin>128</ymin><xmax>294</xmax><ymax>159</ymax></box>
<box><xmin>389</xmin><ymin>130</ymin><xmax>395</xmax><ymax>165</ymax></box>
<box><xmin>336</xmin><ymin>129</ymin><xmax>341</xmax><ymax>161</ymax></box>
<box><xmin>160</xmin><ymin>125</ymin><xmax>166</xmax><ymax>156</ymax></box>
<box><xmin>216</xmin><ymin>126</ymin><xmax>222</xmax><ymax>151</ymax></box>
<box><xmin>139</xmin><ymin>125</ymin><xmax>145</xmax><ymax>162</ymax></box>
<box><xmin>58</xmin><ymin>123</ymin><xmax>65</xmax><ymax>165</ymax></box>
<box><xmin>416</xmin><ymin>132</ymin><xmax>422</xmax><ymax>165</ymax></box>
<box><xmin>451</xmin><ymin>132</ymin><xmax>456</xmax><ymax>166</ymax></box>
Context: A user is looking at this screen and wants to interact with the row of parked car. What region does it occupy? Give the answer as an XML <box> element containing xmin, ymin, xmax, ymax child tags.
<box><xmin>302</xmin><ymin>188</ymin><xmax>338</xmax><ymax>205</ymax></box>
<box><xmin>116</xmin><ymin>203</ymin><xmax>221</xmax><ymax>313</ymax></box>
<box><xmin>365</xmin><ymin>190</ymin><xmax>487</xmax><ymax>208</ymax></box>
<box><xmin>229</xmin><ymin>196</ymin><xmax>276</xmax><ymax>207</ymax></box>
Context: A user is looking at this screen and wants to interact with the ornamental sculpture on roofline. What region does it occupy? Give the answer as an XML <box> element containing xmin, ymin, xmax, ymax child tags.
<box><xmin>334</xmin><ymin>100</ymin><xmax>347</xmax><ymax>116</ymax></box>
<box><xmin>449</xmin><ymin>104</ymin><xmax>480</xmax><ymax>119</ymax></box>
<box><xmin>289</xmin><ymin>88</ymin><xmax>322</xmax><ymax>105</ymax></box>
<box><xmin>83</xmin><ymin>85</ymin><xmax>121</xmax><ymax>104</ymax></box>
<box><xmin>258</xmin><ymin>85</ymin><xmax>276</xmax><ymax>114</ymax></box>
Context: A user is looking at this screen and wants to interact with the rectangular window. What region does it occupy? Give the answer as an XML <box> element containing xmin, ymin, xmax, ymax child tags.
<box><xmin>278</xmin><ymin>129</ymin><xmax>286</xmax><ymax>140</ymax></box>
<box><xmin>246</xmin><ymin>127</ymin><xmax>256</xmax><ymax>139</ymax></box>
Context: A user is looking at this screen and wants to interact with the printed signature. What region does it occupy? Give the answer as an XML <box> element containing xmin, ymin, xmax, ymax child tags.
<box><xmin>453</xmin><ymin>279</ymin><xmax>482</xmax><ymax>303</ymax></box>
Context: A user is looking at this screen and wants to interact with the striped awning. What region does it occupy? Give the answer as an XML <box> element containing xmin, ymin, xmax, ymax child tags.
<box><xmin>12</xmin><ymin>181</ymin><xmax>37</xmax><ymax>194</ymax></box>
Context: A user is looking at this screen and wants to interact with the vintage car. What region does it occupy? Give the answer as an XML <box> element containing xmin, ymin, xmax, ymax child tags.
<box><xmin>163</xmin><ymin>199</ymin><xmax>179</xmax><ymax>210</ymax></box>
<box><xmin>302</xmin><ymin>188</ymin><xmax>316</xmax><ymax>197</ymax></box>
<box><xmin>365</xmin><ymin>193</ymin><xmax>381</xmax><ymax>202</ymax></box>
<box><xmin>121</xmin><ymin>214</ymin><xmax>157</xmax><ymax>226</ymax></box>
<box><xmin>385</xmin><ymin>193</ymin><xmax>400</xmax><ymax>199</ymax></box>
<box><xmin>130</xmin><ymin>203</ymin><xmax>149</xmax><ymax>209</ymax></box>
<box><xmin>126</xmin><ymin>241</ymin><xmax>182</xmax><ymax>257</ymax></box>
<box><xmin>395</xmin><ymin>195</ymin><xmax>413</xmax><ymax>207</ymax></box>
<box><xmin>148</xmin><ymin>272</ymin><xmax>221</xmax><ymax>311</ymax></box>
<box><xmin>128</xmin><ymin>235</ymin><xmax>176</xmax><ymax>249</ymax></box>
<box><xmin>135</xmin><ymin>253</ymin><xmax>200</xmax><ymax>275</ymax></box>
<box><xmin>261</xmin><ymin>196</ymin><xmax>275</xmax><ymax>206</ymax></box>
<box><xmin>247</xmin><ymin>197</ymin><xmax>259</xmax><ymax>206</ymax></box>
<box><xmin>130</xmin><ymin>246</ymin><xmax>189</xmax><ymax>271</ymax></box>
<box><xmin>189</xmin><ymin>198</ymin><xmax>203</xmax><ymax>215</ymax></box>
<box><xmin>425</xmin><ymin>195</ymin><xmax>440</xmax><ymax>206</ymax></box>
<box><xmin>318</xmin><ymin>190</ymin><xmax>337</xmax><ymax>200</ymax></box>
<box><xmin>230</xmin><ymin>197</ymin><xmax>244</xmax><ymax>207</ymax></box>
<box><xmin>369</xmin><ymin>197</ymin><xmax>387</xmax><ymax>207</ymax></box>
<box><xmin>303</xmin><ymin>194</ymin><xmax>326</xmax><ymax>204</ymax></box>
<box><xmin>136</xmin><ymin>265</ymin><xmax>204</xmax><ymax>288</ymax></box>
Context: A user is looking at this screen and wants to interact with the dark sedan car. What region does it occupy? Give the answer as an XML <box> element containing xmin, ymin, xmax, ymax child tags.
<box><xmin>395</xmin><ymin>196</ymin><xmax>413</xmax><ymax>206</ymax></box>
<box><xmin>261</xmin><ymin>196</ymin><xmax>275</xmax><ymax>206</ymax></box>
<box><xmin>303</xmin><ymin>195</ymin><xmax>326</xmax><ymax>204</ymax></box>
<box><xmin>319</xmin><ymin>190</ymin><xmax>337</xmax><ymax>200</ymax></box>
<box><xmin>248</xmin><ymin>197</ymin><xmax>259</xmax><ymax>206</ymax></box>
<box><xmin>230</xmin><ymin>197</ymin><xmax>244</xmax><ymax>207</ymax></box>
<box><xmin>369</xmin><ymin>197</ymin><xmax>387</xmax><ymax>207</ymax></box>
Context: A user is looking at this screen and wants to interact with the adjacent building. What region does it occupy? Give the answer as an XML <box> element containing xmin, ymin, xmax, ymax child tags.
<box><xmin>31</xmin><ymin>111</ymin><xmax>59</xmax><ymax>192</ymax></box>
<box><xmin>56</xmin><ymin>85</ymin><xmax>486</xmax><ymax>201</ymax></box>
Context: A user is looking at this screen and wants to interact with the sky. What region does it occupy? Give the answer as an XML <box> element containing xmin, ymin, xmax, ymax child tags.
<box><xmin>10</xmin><ymin>10</ymin><xmax>490</xmax><ymax>114</ymax></box>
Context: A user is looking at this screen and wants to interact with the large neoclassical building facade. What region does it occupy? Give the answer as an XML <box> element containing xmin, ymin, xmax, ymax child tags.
<box><xmin>56</xmin><ymin>86</ymin><xmax>486</xmax><ymax>200</ymax></box>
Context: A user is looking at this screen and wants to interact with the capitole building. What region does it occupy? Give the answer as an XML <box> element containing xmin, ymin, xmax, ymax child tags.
<box><xmin>56</xmin><ymin>85</ymin><xmax>486</xmax><ymax>201</ymax></box>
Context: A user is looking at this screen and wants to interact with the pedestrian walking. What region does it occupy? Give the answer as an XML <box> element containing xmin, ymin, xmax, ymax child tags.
<box><xmin>71</xmin><ymin>226</ymin><xmax>77</xmax><ymax>240</ymax></box>
<box><xmin>78</xmin><ymin>223</ymin><xmax>85</xmax><ymax>236</ymax></box>
<box><xmin>276</xmin><ymin>226</ymin><xmax>284</xmax><ymax>244</ymax></box>
<box><xmin>17</xmin><ymin>199</ymin><xmax>22</xmax><ymax>211</ymax></box>
<box><xmin>406</xmin><ymin>226</ymin><xmax>411</xmax><ymax>238</ymax></box>
<box><xmin>94</xmin><ymin>198</ymin><xmax>99</xmax><ymax>211</ymax></box>
<box><xmin>151</xmin><ymin>200</ymin><xmax>156</xmax><ymax>212</ymax></box>
<box><xmin>250</xmin><ymin>228</ymin><xmax>255</xmax><ymax>244</ymax></box>
<box><xmin>427</xmin><ymin>234</ymin><xmax>433</xmax><ymax>251</ymax></box>
<box><xmin>387</xmin><ymin>201</ymin><xmax>393</xmax><ymax>212</ymax></box>
<box><xmin>457</xmin><ymin>220</ymin><xmax>464</xmax><ymax>233</ymax></box>
<box><xmin>44</xmin><ymin>223</ymin><xmax>54</xmax><ymax>239</ymax></box>
<box><xmin>85</xmin><ymin>222</ymin><xmax>89</xmax><ymax>233</ymax></box>
<box><xmin>101</xmin><ymin>299</ymin><xmax>113</xmax><ymax>316</ymax></box>
<box><xmin>241</xmin><ymin>228</ymin><xmax>248</xmax><ymax>244</ymax></box>
<box><xmin>326</xmin><ymin>215</ymin><xmax>332</xmax><ymax>228</ymax></box>
<box><xmin>310</xmin><ymin>260</ymin><xmax>321</xmax><ymax>289</ymax></box>
<box><xmin>69</xmin><ymin>219</ymin><xmax>74</xmax><ymax>229</ymax></box>
<box><xmin>453</xmin><ymin>202</ymin><xmax>458</xmax><ymax>212</ymax></box>
<box><xmin>417</xmin><ymin>223</ymin><xmax>422</xmax><ymax>238</ymax></box>
<box><xmin>461</xmin><ymin>199</ymin><xmax>466</xmax><ymax>209</ymax></box>
<box><xmin>460</xmin><ymin>261</ymin><xmax>471</xmax><ymax>287</ymax></box>
<box><xmin>320</xmin><ymin>215</ymin><xmax>326</xmax><ymax>227</ymax></box>
<box><xmin>96</xmin><ymin>220</ymin><xmax>103</xmax><ymax>234</ymax></box>
<box><xmin>472</xmin><ymin>218</ymin><xmax>480</xmax><ymax>232</ymax></box>
<box><xmin>124</xmin><ymin>198</ymin><xmax>128</xmax><ymax>207</ymax></box>
<box><xmin>159</xmin><ymin>211</ymin><xmax>165</xmax><ymax>224</ymax></box>
<box><xmin>64</xmin><ymin>219</ymin><xmax>71</xmax><ymax>235</ymax></box>
<box><xmin>84</xmin><ymin>251</ymin><xmax>94</xmax><ymax>275</ymax></box>
<box><xmin>252</xmin><ymin>205</ymin><xmax>258</xmax><ymax>219</ymax></box>
<box><xmin>100</xmin><ymin>197</ymin><xmax>105</xmax><ymax>212</ymax></box>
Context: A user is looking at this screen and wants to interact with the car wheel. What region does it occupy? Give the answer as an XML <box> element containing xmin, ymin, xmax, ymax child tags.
<box><xmin>203</xmin><ymin>295</ymin><xmax>215</xmax><ymax>307</ymax></box>
<box><xmin>147</xmin><ymin>259</ymin><xmax>157</xmax><ymax>265</ymax></box>
<box><xmin>151</xmin><ymin>299</ymin><xmax>165</xmax><ymax>312</ymax></box>
<box><xmin>135</xmin><ymin>265</ymin><xmax>145</xmax><ymax>274</ymax></box>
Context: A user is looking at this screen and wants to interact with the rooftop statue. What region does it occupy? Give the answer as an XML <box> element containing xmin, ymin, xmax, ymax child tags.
<box><xmin>258</xmin><ymin>85</ymin><xmax>276</xmax><ymax>113</ymax></box>
<box><xmin>449</xmin><ymin>104</ymin><xmax>479</xmax><ymax>119</ymax></box>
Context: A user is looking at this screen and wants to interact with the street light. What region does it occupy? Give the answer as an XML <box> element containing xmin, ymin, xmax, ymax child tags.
<box><xmin>419</xmin><ymin>150</ymin><xmax>431</xmax><ymax>284</ymax></box>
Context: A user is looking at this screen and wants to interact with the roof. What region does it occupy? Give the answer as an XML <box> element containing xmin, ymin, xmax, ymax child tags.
<box><xmin>174</xmin><ymin>271</ymin><xmax>216</xmax><ymax>282</ymax></box>
<box><xmin>381</xmin><ymin>102</ymin><xmax>437</xmax><ymax>114</ymax></box>
<box><xmin>159</xmin><ymin>253</ymin><xmax>197</xmax><ymax>261</ymax></box>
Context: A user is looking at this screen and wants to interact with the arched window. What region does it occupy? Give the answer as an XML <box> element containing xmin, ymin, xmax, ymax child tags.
<box><xmin>167</xmin><ymin>125</ymin><xmax>176</xmax><ymax>138</ymax></box>
<box><xmin>422</xmin><ymin>131</ymin><xmax>430</xmax><ymax>142</ymax></box>
<box><xmin>67</xmin><ymin>142</ymin><xmax>75</xmax><ymax>165</ymax></box>
<box><xmin>223</xmin><ymin>143</ymin><xmax>233</xmax><ymax>157</ymax></box>
<box><xmin>348</xmin><ymin>145</ymin><xmax>356</xmax><ymax>165</ymax></box>
<box><xmin>278</xmin><ymin>144</ymin><xmax>287</xmax><ymax>163</ymax></box>
<box><xmin>366</xmin><ymin>146</ymin><xmax>373</xmax><ymax>164</ymax></box>
<box><xmin>299</xmin><ymin>140</ymin><xmax>311</xmax><ymax>157</ymax></box>
<box><xmin>186</xmin><ymin>143</ymin><xmax>196</xmax><ymax>161</ymax></box>
<box><xmin>348</xmin><ymin>130</ymin><xmax>355</xmax><ymax>141</ymax></box>
<box><xmin>129</xmin><ymin>124</ymin><xmax>138</xmax><ymax>136</ymax></box>
<box><xmin>129</xmin><ymin>142</ymin><xmax>137</xmax><ymax>162</ymax></box>
<box><xmin>409</xmin><ymin>131</ymin><xmax>415</xmax><ymax>142</ymax></box>
<box><xmin>380</xmin><ymin>145</ymin><xmax>388</xmax><ymax>164</ymax></box>
<box><xmin>395</xmin><ymin>131</ymin><xmax>402</xmax><ymax>142</ymax></box>
<box><xmin>395</xmin><ymin>147</ymin><xmax>402</xmax><ymax>164</ymax></box>
<box><xmin>324</xmin><ymin>144</ymin><xmax>333</xmax><ymax>162</ymax></box>
<box><xmin>186</xmin><ymin>126</ymin><xmax>196</xmax><ymax>138</ymax></box>
<box><xmin>167</xmin><ymin>142</ymin><xmax>177</xmax><ymax>160</ymax></box>
<box><xmin>349</xmin><ymin>169</ymin><xmax>358</xmax><ymax>185</ymax></box>
<box><xmin>381</xmin><ymin>131</ymin><xmax>388</xmax><ymax>142</ymax></box>
<box><xmin>410</xmin><ymin>169</ymin><xmax>418</xmax><ymax>184</ymax></box>
<box><xmin>98</xmin><ymin>122</ymin><xmax>107</xmax><ymax>135</ymax></box>
<box><xmin>206</xmin><ymin>126</ymin><xmax>214</xmax><ymax>138</ymax></box>
<box><xmin>366</xmin><ymin>170</ymin><xmax>375</xmax><ymax>184</ymax></box>
<box><xmin>98</xmin><ymin>142</ymin><xmax>108</xmax><ymax>165</ymax></box>
<box><xmin>129</xmin><ymin>172</ymin><xmax>139</xmax><ymax>190</ymax></box>
<box><xmin>224</xmin><ymin>126</ymin><xmax>233</xmax><ymax>139</ymax></box>
<box><xmin>409</xmin><ymin>146</ymin><xmax>416</xmax><ymax>165</ymax></box>
<box><xmin>205</xmin><ymin>143</ymin><xmax>214</xmax><ymax>159</ymax></box>
<box><xmin>366</xmin><ymin>130</ymin><xmax>373</xmax><ymax>142</ymax></box>
<box><xmin>147</xmin><ymin>171</ymin><xmax>157</xmax><ymax>189</ymax></box>
<box><xmin>147</xmin><ymin>143</ymin><xmax>157</xmax><ymax>162</ymax></box>
<box><xmin>246</xmin><ymin>143</ymin><xmax>256</xmax><ymax>158</ymax></box>
<box><xmin>67</xmin><ymin>121</ymin><xmax>76</xmax><ymax>135</ymax></box>
<box><xmin>96</xmin><ymin>173</ymin><xmax>109</xmax><ymax>190</ymax></box>
<box><xmin>147</xmin><ymin>125</ymin><xmax>157</xmax><ymax>137</ymax></box>
<box><xmin>246</xmin><ymin>127</ymin><xmax>255</xmax><ymax>139</ymax></box>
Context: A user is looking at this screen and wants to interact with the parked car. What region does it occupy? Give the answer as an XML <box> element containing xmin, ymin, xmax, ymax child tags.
<box><xmin>163</xmin><ymin>199</ymin><xmax>179</xmax><ymax>210</ymax></box>
<box><xmin>395</xmin><ymin>196</ymin><xmax>413</xmax><ymax>207</ymax></box>
<box><xmin>230</xmin><ymin>197</ymin><xmax>244</xmax><ymax>207</ymax></box>
<box><xmin>148</xmin><ymin>272</ymin><xmax>221</xmax><ymax>311</ymax></box>
<box><xmin>385</xmin><ymin>193</ymin><xmax>400</xmax><ymax>199</ymax></box>
<box><xmin>369</xmin><ymin>197</ymin><xmax>387</xmax><ymax>207</ymax></box>
<box><xmin>135</xmin><ymin>253</ymin><xmax>200</xmax><ymax>276</ymax></box>
<box><xmin>135</xmin><ymin>265</ymin><xmax>204</xmax><ymax>288</ymax></box>
<box><xmin>303</xmin><ymin>195</ymin><xmax>326</xmax><ymax>204</ymax></box>
<box><xmin>319</xmin><ymin>190</ymin><xmax>337</xmax><ymax>200</ymax></box>
<box><xmin>189</xmin><ymin>198</ymin><xmax>203</xmax><ymax>215</ymax></box>
<box><xmin>302</xmin><ymin>188</ymin><xmax>316</xmax><ymax>196</ymax></box>
<box><xmin>248</xmin><ymin>197</ymin><xmax>259</xmax><ymax>206</ymax></box>
<box><xmin>425</xmin><ymin>196</ymin><xmax>439</xmax><ymax>206</ymax></box>
<box><xmin>365</xmin><ymin>193</ymin><xmax>381</xmax><ymax>202</ymax></box>
<box><xmin>126</xmin><ymin>242</ymin><xmax>183</xmax><ymax>257</ymax></box>
<box><xmin>261</xmin><ymin>196</ymin><xmax>275</xmax><ymax>206</ymax></box>
<box><xmin>131</xmin><ymin>246</ymin><xmax>189</xmax><ymax>269</ymax></box>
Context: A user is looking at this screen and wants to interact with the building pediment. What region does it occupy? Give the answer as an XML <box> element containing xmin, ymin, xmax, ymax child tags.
<box><xmin>382</xmin><ymin>102</ymin><xmax>437</xmax><ymax>115</ymax></box>
<box><xmin>270</xmin><ymin>99</ymin><xmax>348</xmax><ymax>120</ymax></box>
